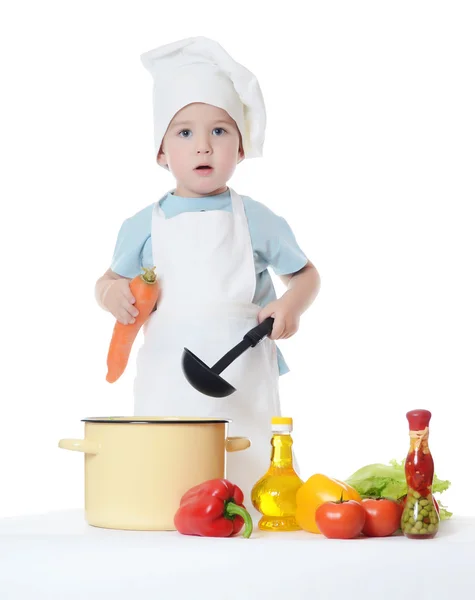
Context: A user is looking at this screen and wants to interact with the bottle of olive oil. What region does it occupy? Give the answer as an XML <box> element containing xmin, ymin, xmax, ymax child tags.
<box><xmin>251</xmin><ymin>417</ymin><xmax>303</xmax><ymax>531</ymax></box>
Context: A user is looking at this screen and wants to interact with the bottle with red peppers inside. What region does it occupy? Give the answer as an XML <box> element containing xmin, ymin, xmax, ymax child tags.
<box><xmin>401</xmin><ymin>409</ymin><xmax>440</xmax><ymax>539</ymax></box>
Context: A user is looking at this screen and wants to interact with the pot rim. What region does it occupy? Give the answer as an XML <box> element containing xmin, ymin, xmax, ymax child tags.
<box><xmin>81</xmin><ymin>416</ymin><xmax>231</xmax><ymax>424</ymax></box>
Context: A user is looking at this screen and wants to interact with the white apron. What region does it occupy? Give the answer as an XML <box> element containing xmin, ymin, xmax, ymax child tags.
<box><xmin>133</xmin><ymin>188</ymin><xmax>281</xmax><ymax>504</ymax></box>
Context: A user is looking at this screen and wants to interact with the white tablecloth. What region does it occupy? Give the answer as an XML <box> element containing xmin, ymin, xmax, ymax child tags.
<box><xmin>0</xmin><ymin>510</ymin><xmax>474</xmax><ymax>599</ymax></box>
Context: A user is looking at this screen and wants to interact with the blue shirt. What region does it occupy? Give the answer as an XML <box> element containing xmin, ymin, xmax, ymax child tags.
<box><xmin>111</xmin><ymin>189</ymin><xmax>308</xmax><ymax>375</ymax></box>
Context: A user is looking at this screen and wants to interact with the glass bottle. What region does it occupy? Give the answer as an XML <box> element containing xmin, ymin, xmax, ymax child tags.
<box><xmin>251</xmin><ymin>417</ymin><xmax>304</xmax><ymax>531</ymax></box>
<box><xmin>401</xmin><ymin>409</ymin><xmax>440</xmax><ymax>539</ymax></box>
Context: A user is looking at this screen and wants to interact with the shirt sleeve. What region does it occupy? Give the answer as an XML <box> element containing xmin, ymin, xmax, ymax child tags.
<box><xmin>243</xmin><ymin>197</ymin><xmax>309</xmax><ymax>276</ymax></box>
<box><xmin>110</xmin><ymin>204</ymin><xmax>154</xmax><ymax>278</ymax></box>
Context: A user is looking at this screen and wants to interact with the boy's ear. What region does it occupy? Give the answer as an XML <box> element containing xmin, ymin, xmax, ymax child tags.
<box><xmin>237</xmin><ymin>145</ymin><xmax>245</xmax><ymax>164</ymax></box>
<box><xmin>156</xmin><ymin>146</ymin><xmax>168</xmax><ymax>169</ymax></box>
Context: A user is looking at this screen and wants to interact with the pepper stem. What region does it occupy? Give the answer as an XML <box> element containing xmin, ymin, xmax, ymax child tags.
<box><xmin>225</xmin><ymin>502</ymin><xmax>253</xmax><ymax>539</ymax></box>
<box><xmin>140</xmin><ymin>266</ymin><xmax>157</xmax><ymax>284</ymax></box>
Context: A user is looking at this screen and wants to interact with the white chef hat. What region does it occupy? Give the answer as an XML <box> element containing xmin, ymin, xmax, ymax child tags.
<box><xmin>140</xmin><ymin>36</ymin><xmax>266</xmax><ymax>162</ymax></box>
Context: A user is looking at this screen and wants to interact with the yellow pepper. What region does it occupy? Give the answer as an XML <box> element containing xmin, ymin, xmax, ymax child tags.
<box><xmin>295</xmin><ymin>474</ymin><xmax>362</xmax><ymax>534</ymax></box>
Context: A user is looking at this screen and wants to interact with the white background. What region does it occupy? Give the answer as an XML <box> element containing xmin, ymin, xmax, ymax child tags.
<box><xmin>1</xmin><ymin>1</ymin><xmax>473</xmax><ymax>519</ymax></box>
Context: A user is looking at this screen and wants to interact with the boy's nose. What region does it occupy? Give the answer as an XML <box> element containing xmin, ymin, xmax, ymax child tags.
<box><xmin>195</xmin><ymin>136</ymin><xmax>212</xmax><ymax>154</ymax></box>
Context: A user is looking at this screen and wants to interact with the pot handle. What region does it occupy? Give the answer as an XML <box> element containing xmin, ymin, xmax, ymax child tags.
<box><xmin>58</xmin><ymin>439</ymin><xmax>101</xmax><ymax>454</ymax></box>
<box><xmin>225</xmin><ymin>436</ymin><xmax>251</xmax><ymax>453</ymax></box>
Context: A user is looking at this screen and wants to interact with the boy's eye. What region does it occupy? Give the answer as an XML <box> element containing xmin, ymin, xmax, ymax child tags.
<box><xmin>179</xmin><ymin>129</ymin><xmax>192</xmax><ymax>138</ymax></box>
<box><xmin>212</xmin><ymin>127</ymin><xmax>226</xmax><ymax>136</ymax></box>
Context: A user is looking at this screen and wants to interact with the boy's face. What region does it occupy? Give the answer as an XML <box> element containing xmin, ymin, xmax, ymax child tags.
<box><xmin>157</xmin><ymin>103</ymin><xmax>244</xmax><ymax>197</ymax></box>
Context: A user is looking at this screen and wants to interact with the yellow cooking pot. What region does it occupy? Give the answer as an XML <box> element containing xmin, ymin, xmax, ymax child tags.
<box><xmin>59</xmin><ymin>416</ymin><xmax>250</xmax><ymax>531</ymax></box>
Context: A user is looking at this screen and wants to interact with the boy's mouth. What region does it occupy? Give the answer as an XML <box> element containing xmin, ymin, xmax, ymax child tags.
<box><xmin>194</xmin><ymin>165</ymin><xmax>214</xmax><ymax>176</ymax></box>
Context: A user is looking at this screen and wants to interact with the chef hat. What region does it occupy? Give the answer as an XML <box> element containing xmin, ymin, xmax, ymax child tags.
<box><xmin>140</xmin><ymin>36</ymin><xmax>266</xmax><ymax>161</ymax></box>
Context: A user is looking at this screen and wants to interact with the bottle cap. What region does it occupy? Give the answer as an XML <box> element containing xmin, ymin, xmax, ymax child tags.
<box><xmin>406</xmin><ymin>409</ymin><xmax>432</xmax><ymax>431</ymax></box>
<box><xmin>271</xmin><ymin>417</ymin><xmax>293</xmax><ymax>432</ymax></box>
<box><xmin>271</xmin><ymin>417</ymin><xmax>293</xmax><ymax>425</ymax></box>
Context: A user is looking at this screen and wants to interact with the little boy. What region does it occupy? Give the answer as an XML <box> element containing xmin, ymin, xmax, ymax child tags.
<box><xmin>95</xmin><ymin>37</ymin><xmax>320</xmax><ymax>499</ymax></box>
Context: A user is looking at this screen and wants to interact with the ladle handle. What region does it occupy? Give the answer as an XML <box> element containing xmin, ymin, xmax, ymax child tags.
<box><xmin>212</xmin><ymin>339</ymin><xmax>250</xmax><ymax>375</ymax></box>
<box><xmin>244</xmin><ymin>317</ymin><xmax>274</xmax><ymax>347</ymax></box>
<box><xmin>211</xmin><ymin>317</ymin><xmax>275</xmax><ymax>375</ymax></box>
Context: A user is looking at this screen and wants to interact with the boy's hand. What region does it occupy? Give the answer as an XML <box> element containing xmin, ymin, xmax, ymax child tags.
<box><xmin>102</xmin><ymin>279</ymin><xmax>139</xmax><ymax>325</ymax></box>
<box><xmin>257</xmin><ymin>298</ymin><xmax>300</xmax><ymax>340</ymax></box>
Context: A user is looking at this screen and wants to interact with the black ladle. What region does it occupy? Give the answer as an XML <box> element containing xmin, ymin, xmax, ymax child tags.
<box><xmin>182</xmin><ymin>317</ymin><xmax>274</xmax><ymax>398</ymax></box>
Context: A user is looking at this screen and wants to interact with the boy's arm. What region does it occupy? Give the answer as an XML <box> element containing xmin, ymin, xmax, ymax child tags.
<box><xmin>258</xmin><ymin>261</ymin><xmax>320</xmax><ymax>340</ymax></box>
<box><xmin>279</xmin><ymin>261</ymin><xmax>321</xmax><ymax>317</ymax></box>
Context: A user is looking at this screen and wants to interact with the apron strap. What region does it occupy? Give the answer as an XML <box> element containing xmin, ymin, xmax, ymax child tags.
<box><xmin>228</xmin><ymin>188</ymin><xmax>255</xmax><ymax>301</ymax></box>
<box><xmin>156</xmin><ymin>189</ymin><xmax>175</xmax><ymax>218</ymax></box>
<box><xmin>229</xmin><ymin>187</ymin><xmax>246</xmax><ymax>223</ymax></box>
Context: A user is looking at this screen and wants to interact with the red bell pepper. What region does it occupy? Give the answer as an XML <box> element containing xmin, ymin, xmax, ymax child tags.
<box><xmin>174</xmin><ymin>479</ymin><xmax>253</xmax><ymax>539</ymax></box>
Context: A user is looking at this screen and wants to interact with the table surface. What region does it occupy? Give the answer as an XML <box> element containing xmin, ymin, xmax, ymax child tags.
<box><xmin>0</xmin><ymin>510</ymin><xmax>474</xmax><ymax>599</ymax></box>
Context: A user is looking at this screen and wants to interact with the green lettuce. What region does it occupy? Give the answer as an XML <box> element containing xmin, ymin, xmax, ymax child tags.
<box><xmin>345</xmin><ymin>459</ymin><xmax>452</xmax><ymax>520</ymax></box>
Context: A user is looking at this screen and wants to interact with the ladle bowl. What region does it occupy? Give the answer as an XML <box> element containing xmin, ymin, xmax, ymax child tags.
<box><xmin>181</xmin><ymin>317</ymin><xmax>274</xmax><ymax>398</ymax></box>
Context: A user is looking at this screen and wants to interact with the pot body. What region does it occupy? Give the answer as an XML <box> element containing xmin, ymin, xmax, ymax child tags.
<box><xmin>59</xmin><ymin>417</ymin><xmax>250</xmax><ymax>531</ymax></box>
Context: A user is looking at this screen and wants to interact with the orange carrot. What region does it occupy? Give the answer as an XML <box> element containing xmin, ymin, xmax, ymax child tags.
<box><xmin>106</xmin><ymin>266</ymin><xmax>161</xmax><ymax>383</ymax></box>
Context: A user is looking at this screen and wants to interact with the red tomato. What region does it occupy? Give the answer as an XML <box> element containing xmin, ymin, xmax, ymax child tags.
<box><xmin>361</xmin><ymin>498</ymin><xmax>403</xmax><ymax>537</ymax></box>
<box><xmin>315</xmin><ymin>500</ymin><xmax>366</xmax><ymax>539</ymax></box>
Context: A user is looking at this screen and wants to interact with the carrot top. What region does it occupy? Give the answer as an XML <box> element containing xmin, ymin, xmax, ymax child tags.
<box><xmin>140</xmin><ymin>266</ymin><xmax>157</xmax><ymax>284</ymax></box>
